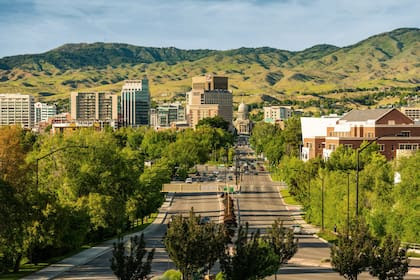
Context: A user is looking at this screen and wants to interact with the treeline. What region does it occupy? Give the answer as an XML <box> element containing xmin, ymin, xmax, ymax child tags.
<box><xmin>276</xmin><ymin>146</ymin><xmax>419</xmax><ymax>243</ymax></box>
<box><xmin>0</xmin><ymin>124</ymin><xmax>232</xmax><ymax>273</ymax></box>
<box><xmin>249</xmin><ymin>117</ymin><xmax>302</xmax><ymax>165</ymax></box>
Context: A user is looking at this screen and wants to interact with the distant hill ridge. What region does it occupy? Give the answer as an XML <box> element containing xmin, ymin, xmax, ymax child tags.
<box><xmin>0</xmin><ymin>27</ymin><xmax>418</xmax><ymax>100</ymax></box>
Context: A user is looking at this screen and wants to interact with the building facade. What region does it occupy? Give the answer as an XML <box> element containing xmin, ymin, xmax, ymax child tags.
<box><xmin>150</xmin><ymin>102</ymin><xmax>185</xmax><ymax>129</ymax></box>
<box><xmin>120</xmin><ymin>79</ymin><xmax>150</xmax><ymax>127</ymax></box>
<box><xmin>34</xmin><ymin>102</ymin><xmax>57</xmax><ymax>124</ymax></box>
<box><xmin>301</xmin><ymin>109</ymin><xmax>420</xmax><ymax>161</ymax></box>
<box><xmin>70</xmin><ymin>92</ymin><xmax>118</xmax><ymax>121</ymax></box>
<box><xmin>186</xmin><ymin>75</ymin><xmax>233</xmax><ymax>128</ymax></box>
<box><xmin>400</xmin><ymin>106</ymin><xmax>420</xmax><ymax>122</ymax></box>
<box><xmin>263</xmin><ymin>106</ymin><xmax>293</xmax><ymax>124</ymax></box>
<box><xmin>0</xmin><ymin>93</ymin><xmax>35</xmax><ymax>128</ymax></box>
<box><xmin>234</xmin><ymin>102</ymin><xmax>252</xmax><ymax>135</ymax></box>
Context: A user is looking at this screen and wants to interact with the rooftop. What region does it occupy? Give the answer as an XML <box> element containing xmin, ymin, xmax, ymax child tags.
<box><xmin>340</xmin><ymin>108</ymin><xmax>393</xmax><ymax>122</ymax></box>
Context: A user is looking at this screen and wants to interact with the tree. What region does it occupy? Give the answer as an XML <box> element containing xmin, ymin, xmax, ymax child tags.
<box><xmin>331</xmin><ymin>221</ymin><xmax>374</xmax><ymax>280</ymax></box>
<box><xmin>220</xmin><ymin>223</ymin><xmax>279</xmax><ymax>280</ymax></box>
<box><xmin>267</xmin><ymin>219</ymin><xmax>298</xmax><ymax>276</ymax></box>
<box><xmin>110</xmin><ymin>234</ymin><xmax>155</xmax><ymax>280</ymax></box>
<box><xmin>197</xmin><ymin>116</ymin><xmax>229</xmax><ymax>130</ymax></box>
<box><xmin>369</xmin><ymin>235</ymin><xmax>409</xmax><ymax>280</ymax></box>
<box><xmin>164</xmin><ymin>209</ymin><xmax>226</xmax><ymax>280</ymax></box>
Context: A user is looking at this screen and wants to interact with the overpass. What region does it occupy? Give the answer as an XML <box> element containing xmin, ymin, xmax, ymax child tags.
<box><xmin>162</xmin><ymin>182</ymin><xmax>238</xmax><ymax>193</ymax></box>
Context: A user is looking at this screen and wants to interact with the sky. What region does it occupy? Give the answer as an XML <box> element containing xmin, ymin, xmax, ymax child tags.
<box><xmin>0</xmin><ymin>0</ymin><xmax>419</xmax><ymax>58</ymax></box>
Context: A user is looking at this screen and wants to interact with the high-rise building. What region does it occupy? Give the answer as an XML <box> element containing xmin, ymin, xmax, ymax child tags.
<box><xmin>70</xmin><ymin>92</ymin><xmax>118</xmax><ymax>121</ymax></box>
<box><xmin>186</xmin><ymin>75</ymin><xmax>233</xmax><ymax>128</ymax></box>
<box><xmin>0</xmin><ymin>93</ymin><xmax>35</xmax><ymax>128</ymax></box>
<box><xmin>120</xmin><ymin>79</ymin><xmax>150</xmax><ymax>127</ymax></box>
<box><xmin>34</xmin><ymin>102</ymin><xmax>57</xmax><ymax>124</ymax></box>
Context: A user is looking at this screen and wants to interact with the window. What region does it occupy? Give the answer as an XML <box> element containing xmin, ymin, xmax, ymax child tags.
<box><xmin>391</xmin><ymin>144</ymin><xmax>394</xmax><ymax>151</ymax></box>
<box><xmin>344</xmin><ymin>144</ymin><xmax>353</xmax><ymax>149</ymax></box>
<box><xmin>378</xmin><ymin>144</ymin><xmax>385</xmax><ymax>151</ymax></box>
<box><xmin>388</xmin><ymin>120</ymin><xmax>395</xmax><ymax>125</ymax></box>
<box><xmin>367</xmin><ymin>132</ymin><xmax>373</xmax><ymax>138</ymax></box>
<box><xmin>398</xmin><ymin>131</ymin><xmax>410</xmax><ymax>137</ymax></box>
<box><xmin>318</xmin><ymin>144</ymin><xmax>322</xmax><ymax>149</ymax></box>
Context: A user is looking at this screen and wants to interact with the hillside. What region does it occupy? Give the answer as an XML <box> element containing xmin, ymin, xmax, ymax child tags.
<box><xmin>0</xmin><ymin>28</ymin><xmax>418</xmax><ymax>105</ymax></box>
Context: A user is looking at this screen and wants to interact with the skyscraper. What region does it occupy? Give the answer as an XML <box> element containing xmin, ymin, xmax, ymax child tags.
<box><xmin>120</xmin><ymin>79</ymin><xmax>150</xmax><ymax>127</ymax></box>
<box><xmin>0</xmin><ymin>93</ymin><xmax>35</xmax><ymax>128</ymax></box>
<box><xmin>34</xmin><ymin>102</ymin><xmax>57</xmax><ymax>124</ymax></box>
<box><xmin>186</xmin><ymin>75</ymin><xmax>233</xmax><ymax>128</ymax></box>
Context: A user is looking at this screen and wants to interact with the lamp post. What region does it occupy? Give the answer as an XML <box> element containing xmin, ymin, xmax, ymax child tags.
<box><xmin>36</xmin><ymin>145</ymin><xmax>89</xmax><ymax>190</ymax></box>
<box><xmin>355</xmin><ymin>134</ymin><xmax>394</xmax><ymax>216</ymax></box>
<box><xmin>321</xmin><ymin>175</ymin><xmax>325</xmax><ymax>231</ymax></box>
<box><xmin>346</xmin><ymin>172</ymin><xmax>350</xmax><ymax>237</ymax></box>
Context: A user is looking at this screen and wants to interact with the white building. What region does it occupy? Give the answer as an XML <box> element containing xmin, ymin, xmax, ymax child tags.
<box><xmin>34</xmin><ymin>102</ymin><xmax>57</xmax><ymax>124</ymax></box>
<box><xmin>263</xmin><ymin>106</ymin><xmax>293</xmax><ymax>124</ymax></box>
<box><xmin>0</xmin><ymin>93</ymin><xmax>35</xmax><ymax>128</ymax></box>
<box><xmin>300</xmin><ymin>116</ymin><xmax>341</xmax><ymax>161</ymax></box>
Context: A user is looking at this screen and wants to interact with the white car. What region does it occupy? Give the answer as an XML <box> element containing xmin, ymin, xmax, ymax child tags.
<box><xmin>185</xmin><ymin>177</ymin><xmax>193</xmax><ymax>183</ymax></box>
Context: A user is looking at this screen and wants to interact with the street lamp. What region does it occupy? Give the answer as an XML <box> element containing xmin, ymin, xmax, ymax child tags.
<box><xmin>355</xmin><ymin>134</ymin><xmax>394</xmax><ymax>216</ymax></box>
<box><xmin>36</xmin><ymin>145</ymin><xmax>89</xmax><ymax>189</ymax></box>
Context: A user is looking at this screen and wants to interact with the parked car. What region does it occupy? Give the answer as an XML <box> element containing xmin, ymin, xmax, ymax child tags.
<box><xmin>185</xmin><ymin>177</ymin><xmax>193</xmax><ymax>183</ymax></box>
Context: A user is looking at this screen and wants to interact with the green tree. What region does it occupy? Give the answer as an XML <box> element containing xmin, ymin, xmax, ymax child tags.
<box><xmin>110</xmin><ymin>234</ymin><xmax>155</xmax><ymax>280</ymax></box>
<box><xmin>369</xmin><ymin>235</ymin><xmax>409</xmax><ymax>280</ymax></box>
<box><xmin>164</xmin><ymin>209</ymin><xmax>226</xmax><ymax>280</ymax></box>
<box><xmin>197</xmin><ymin>116</ymin><xmax>229</xmax><ymax>130</ymax></box>
<box><xmin>267</xmin><ymin>219</ymin><xmax>298</xmax><ymax>274</ymax></box>
<box><xmin>220</xmin><ymin>223</ymin><xmax>279</xmax><ymax>280</ymax></box>
<box><xmin>331</xmin><ymin>221</ymin><xmax>374</xmax><ymax>280</ymax></box>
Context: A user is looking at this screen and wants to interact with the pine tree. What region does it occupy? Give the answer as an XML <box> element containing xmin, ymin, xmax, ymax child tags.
<box><xmin>369</xmin><ymin>235</ymin><xmax>409</xmax><ymax>280</ymax></box>
<box><xmin>110</xmin><ymin>233</ymin><xmax>154</xmax><ymax>280</ymax></box>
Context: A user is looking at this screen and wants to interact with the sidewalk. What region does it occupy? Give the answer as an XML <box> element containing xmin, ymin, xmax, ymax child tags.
<box><xmin>272</xmin><ymin>178</ymin><xmax>320</xmax><ymax>235</ymax></box>
<box><xmin>22</xmin><ymin>193</ymin><xmax>174</xmax><ymax>280</ymax></box>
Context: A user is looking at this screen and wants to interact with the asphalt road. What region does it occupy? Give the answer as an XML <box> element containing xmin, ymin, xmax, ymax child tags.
<box><xmin>55</xmin><ymin>192</ymin><xmax>222</xmax><ymax>279</ymax></box>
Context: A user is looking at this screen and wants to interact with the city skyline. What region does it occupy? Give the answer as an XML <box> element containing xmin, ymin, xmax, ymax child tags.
<box><xmin>1</xmin><ymin>0</ymin><xmax>419</xmax><ymax>58</ymax></box>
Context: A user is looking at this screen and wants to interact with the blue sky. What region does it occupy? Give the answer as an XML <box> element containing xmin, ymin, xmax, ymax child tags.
<box><xmin>0</xmin><ymin>0</ymin><xmax>419</xmax><ymax>58</ymax></box>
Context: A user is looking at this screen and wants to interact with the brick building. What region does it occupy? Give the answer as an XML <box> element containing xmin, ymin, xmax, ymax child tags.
<box><xmin>301</xmin><ymin>109</ymin><xmax>420</xmax><ymax>161</ymax></box>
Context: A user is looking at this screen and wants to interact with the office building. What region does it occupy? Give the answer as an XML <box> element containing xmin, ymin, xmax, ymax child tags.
<box><xmin>263</xmin><ymin>106</ymin><xmax>293</xmax><ymax>124</ymax></box>
<box><xmin>120</xmin><ymin>79</ymin><xmax>150</xmax><ymax>127</ymax></box>
<box><xmin>34</xmin><ymin>102</ymin><xmax>57</xmax><ymax>124</ymax></box>
<box><xmin>0</xmin><ymin>93</ymin><xmax>35</xmax><ymax>128</ymax></box>
<box><xmin>70</xmin><ymin>92</ymin><xmax>118</xmax><ymax>122</ymax></box>
<box><xmin>301</xmin><ymin>109</ymin><xmax>420</xmax><ymax>161</ymax></box>
<box><xmin>150</xmin><ymin>102</ymin><xmax>185</xmax><ymax>129</ymax></box>
<box><xmin>186</xmin><ymin>75</ymin><xmax>233</xmax><ymax>128</ymax></box>
<box><xmin>400</xmin><ymin>106</ymin><xmax>420</xmax><ymax>122</ymax></box>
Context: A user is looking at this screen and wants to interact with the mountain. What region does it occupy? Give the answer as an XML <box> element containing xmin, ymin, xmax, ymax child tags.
<box><xmin>0</xmin><ymin>28</ymin><xmax>418</xmax><ymax>103</ymax></box>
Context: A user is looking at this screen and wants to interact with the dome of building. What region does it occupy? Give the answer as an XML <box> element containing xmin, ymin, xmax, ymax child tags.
<box><xmin>238</xmin><ymin>102</ymin><xmax>248</xmax><ymax>114</ymax></box>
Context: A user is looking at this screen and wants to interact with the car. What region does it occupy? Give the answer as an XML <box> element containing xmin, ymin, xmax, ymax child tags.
<box><xmin>244</xmin><ymin>171</ymin><xmax>249</xmax><ymax>175</ymax></box>
<box><xmin>199</xmin><ymin>216</ymin><xmax>211</xmax><ymax>224</ymax></box>
<box><xmin>228</xmin><ymin>175</ymin><xmax>233</xmax><ymax>180</ymax></box>
<box><xmin>185</xmin><ymin>177</ymin><xmax>193</xmax><ymax>183</ymax></box>
<box><xmin>216</xmin><ymin>177</ymin><xmax>224</xmax><ymax>182</ymax></box>
<box><xmin>292</xmin><ymin>224</ymin><xmax>302</xmax><ymax>234</ymax></box>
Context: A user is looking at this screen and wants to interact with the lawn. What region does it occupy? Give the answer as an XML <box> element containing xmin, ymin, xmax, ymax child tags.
<box><xmin>279</xmin><ymin>188</ymin><xmax>299</xmax><ymax>205</ymax></box>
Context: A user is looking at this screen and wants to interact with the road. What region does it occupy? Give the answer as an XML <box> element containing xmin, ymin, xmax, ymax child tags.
<box><xmin>55</xmin><ymin>192</ymin><xmax>222</xmax><ymax>279</ymax></box>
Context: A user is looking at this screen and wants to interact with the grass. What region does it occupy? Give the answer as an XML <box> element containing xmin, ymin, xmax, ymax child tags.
<box><xmin>0</xmin><ymin>213</ymin><xmax>158</xmax><ymax>280</ymax></box>
<box><xmin>317</xmin><ymin>230</ymin><xmax>339</xmax><ymax>245</ymax></box>
<box><xmin>280</xmin><ymin>189</ymin><xmax>299</xmax><ymax>205</ymax></box>
<box><xmin>407</xmin><ymin>251</ymin><xmax>420</xmax><ymax>258</ymax></box>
